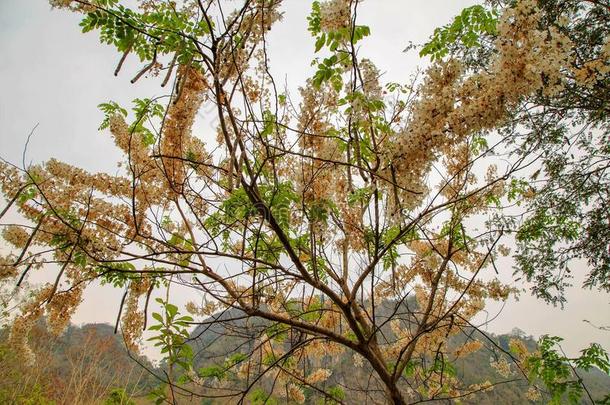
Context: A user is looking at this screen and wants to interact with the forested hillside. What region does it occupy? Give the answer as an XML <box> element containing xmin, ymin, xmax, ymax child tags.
<box><xmin>187</xmin><ymin>304</ymin><xmax>610</xmax><ymax>404</ymax></box>
<box><xmin>0</xmin><ymin>321</ymin><xmax>156</xmax><ymax>404</ymax></box>
<box><xmin>0</xmin><ymin>314</ymin><xmax>608</xmax><ymax>404</ymax></box>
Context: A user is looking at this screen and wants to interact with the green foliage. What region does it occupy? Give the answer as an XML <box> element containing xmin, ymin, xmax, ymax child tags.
<box><xmin>265</xmin><ymin>321</ymin><xmax>290</xmax><ymax>343</ymax></box>
<box><xmin>226</xmin><ymin>352</ymin><xmax>248</xmax><ymax>367</ymax></box>
<box><xmin>17</xmin><ymin>185</ymin><xmax>38</xmax><ymax>204</ymax></box>
<box><xmin>96</xmin><ymin>262</ymin><xmax>136</xmax><ymax>287</ymax></box>
<box><xmin>307</xmin><ymin>1</ymin><xmax>370</xmax><ymax>90</ymax></box>
<box><xmin>301</xmin><ymin>299</ymin><xmax>324</xmax><ymax>323</ymax></box>
<box><xmin>2</xmin><ymin>384</ymin><xmax>55</xmax><ymax>405</ymax></box>
<box><xmin>304</xmin><ymin>256</ymin><xmax>330</xmax><ymax>282</ymax></box>
<box><xmin>575</xmin><ymin>344</ymin><xmax>610</xmax><ymax>375</ymax></box>
<box><xmin>403</xmin><ymin>360</ymin><xmax>417</xmax><ymax>377</ymax></box>
<box><xmin>348</xmin><ymin>186</ymin><xmax>372</xmax><ymax>206</ymax></box>
<box><xmin>380</xmin><ymin>226</ymin><xmax>400</xmax><ymax>270</ymax></box>
<box><xmin>80</xmin><ymin>2</ymin><xmax>210</xmax><ymax>65</ymax></box>
<box><xmin>307</xmin><ymin>198</ymin><xmax>333</xmax><ymax>224</ymax></box>
<box><xmin>431</xmin><ymin>356</ymin><xmax>457</xmax><ymax>378</ymax></box>
<box><xmin>34</xmin><ymin>1</ymin><xmax>610</xmax><ymax>403</ymax></box>
<box><xmin>0</xmin><ymin>322</ymin><xmax>153</xmax><ymax>404</ymax></box>
<box><xmin>597</xmin><ymin>394</ymin><xmax>610</xmax><ymax>405</ymax></box>
<box><xmin>444</xmin><ymin>0</ymin><xmax>610</xmax><ymax>304</ymax></box>
<box><xmin>260</xmin><ymin>109</ymin><xmax>277</xmax><ymax>138</ymax></box>
<box><xmin>439</xmin><ymin>220</ymin><xmax>473</xmax><ymax>251</ymax></box>
<box><xmin>526</xmin><ymin>335</ymin><xmax>610</xmax><ymax>404</ymax></box>
<box><xmin>517</xmin><ymin>210</ymin><xmax>580</xmax><ymax>244</ymax></box>
<box><xmin>209</xmin><ymin>181</ymin><xmax>297</xmax><ymax>231</ymax></box>
<box><xmin>197</xmin><ymin>352</ymin><xmax>248</xmax><ymax>382</ymax></box>
<box><xmin>420</xmin><ymin>5</ymin><xmax>498</xmax><ymax>61</ymax></box>
<box><xmin>147</xmin><ymin>385</ymin><xmax>169</xmax><ymax>405</ymax></box>
<box><xmin>328</xmin><ymin>385</ymin><xmax>346</xmax><ymax>402</ymax></box>
<box><xmin>98</xmin><ymin>98</ymin><xmax>163</xmax><ymax>146</ymax></box>
<box><xmin>515</xmin><ymin>204</ymin><xmax>583</xmax><ymax>304</ymax></box>
<box><xmin>0</xmin><ymin>343</ymin><xmax>55</xmax><ymax>405</ymax></box>
<box><xmin>147</xmin><ymin>298</ymin><xmax>196</xmax><ymax>404</ymax></box>
<box><xmin>98</xmin><ymin>101</ymin><xmax>128</xmax><ymax>130</ymax></box>
<box><xmin>198</xmin><ymin>364</ymin><xmax>225</xmax><ymax>379</ymax></box>
<box><xmin>470</xmin><ymin>133</ymin><xmax>489</xmax><ymax>155</ymax></box>
<box><xmin>352</xmin><ymin>25</ymin><xmax>371</xmax><ymax>44</ymax></box>
<box><xmin>167</xmin><ymin>232</ymin><xmax>194</xmax><ymax>267</ymax></box>
<box><xmin>307</xmin><ymin>1</ymin><xmax>322</xmax><ymax>35</ymax></box>
<box><xmin>205</xmin><ymin>181</ymin><xmax>301</xmax><ymax>265</ymax></box>
<box><xmin>129</xmin><ymin>98</ymin><xmax>164</xmax><ymax>146</ymax></box>
<box><xmin>259</xmin><ymin>181</ymin><xmax>299</xmax><ymax>231</ymax></box>
<box><xmin>103</xmin><ymin>388</ymin><xmax>135</xmax><ymax>405</ymax></box>
<box><xmin>249</xmin><ymin>388</ymin><xmax>278</xmax><ymax>405</ymax></box>
<box><xmin>147</xmin><ymin>298</ymin><xmax>194</xmax><ymax>370</ymax></box>
<box><xmin>506</xmin><ymin>178</ymin><xmax>531</xmax><ymax>203</ymax></box>
<box><xmin>312</xmin><ymin>54</ymin><xmax>345</xmax><ymax>90</ymax></box>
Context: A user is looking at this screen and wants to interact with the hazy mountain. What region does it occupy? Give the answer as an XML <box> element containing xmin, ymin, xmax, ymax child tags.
<box><xmin>1</xmin><ymin>307</ymin><xmax>607</xmax><ymax>404</ymax></box>
<box><xmin>0</xmin><ymin>320</ymin><xmax>157</xmax><ymax>404</ymax></box>
<box><xmin>188</xmin><ymin>303</ymin><xmax>610</xmax><ymax>404</ymax></box>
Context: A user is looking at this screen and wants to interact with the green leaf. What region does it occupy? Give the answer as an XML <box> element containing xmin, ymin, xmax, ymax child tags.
<box><xmin>420</xmin><ymin>5</ymin><xmax>498</xmax><ymax>61</ymax></box>
<box><xmin>199</xmin><ymin>365</ymin><xmax>226</xmax><ymax>380</ymax></box>
<box><xmin>315</xmin><ymin>34</ymin><xmax>326</xmax><ymax>52</ymax></box>
<box><xmin>165</xmin><ymin>303</ymin><xmax>178</xmax><ymax>318</ymax></box>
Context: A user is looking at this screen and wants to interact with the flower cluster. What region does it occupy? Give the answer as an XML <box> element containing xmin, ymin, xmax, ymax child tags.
<box><xmin>161</xmin><ymin>66</ymin><xmax>208</xmax><ymax>192</ymax></box>
<box><xmin>120</xmin><ymin>280</ymin><xmax>148</xmax><ymax>353</ymax></box>
<box><xmin>286</xmin><ymin>383</ymin><xmax>306</xmax><ymax>404</ymax></box>
<box><xmin>359</xmin><ymin>58</ymin><xmax>382</xmax><ymax>99</ymax></box>
<box><xmin>385</xmin><ymin>0</ymin><xmax>572</xmax><ymax>211</ymax></box>
<box><xmin>9</xmin><ymin>285</ymin><xmax>53</xmax><ymax>365</ymax></box>
<box><xmin>306</xmin><ymin>368</ymin><xmax>332</xmax><ymax>384</ymax></box>
<box><xmin>525</xmin><ymin>386</ymin><xmax>542</xmax><ymax>401</ymax></box>
<box><xmin>453</xmin><ymin>340</ymin><xmax>484</xmax><ymax>359</ymax></box>
<box><xmin>0</xmin><ymin>254</ymin><xmax>19</xmax><ymax>280</ymax></box>
<box><xmin>319</xmin><ymin>0</ymin><xmax>351</xmax><ymax>33</ymax></box>
<box><xmin>490</xmin><ymin>356</ymin><xmax>513</xmax><ymax>378</ymax></box>
<box><xmin>218</xmin><ymin>1</ymin><xmax>282</xmax><ymax>81</ymax></box>
<box><xmin>2</xmin><ymin>225</ymin><xmax>30</xmax><ymax>249</ymax></box>
<box><xmin>46</xmin><ymin>284</ymin><xmax>84</xmax><ymax>336</ymax></box>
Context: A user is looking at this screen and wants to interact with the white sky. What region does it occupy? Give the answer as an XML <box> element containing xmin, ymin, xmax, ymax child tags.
<box><xmin>0</xmin><ymin>0</ymin><xmax>608</xmax><ymax>360</ymax></box>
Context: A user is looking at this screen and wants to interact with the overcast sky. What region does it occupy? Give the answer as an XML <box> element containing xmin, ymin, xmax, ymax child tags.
<box><xmin>0</xmin><ymin>0</ymin><xmax>608</xmax><ymax>360</ymax></box>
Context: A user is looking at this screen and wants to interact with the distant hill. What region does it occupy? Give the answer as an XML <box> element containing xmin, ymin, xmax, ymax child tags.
<box><xmin>1</xmin><ymin>308</ymin><xmax>607</xmax><ymax>404</ymax></box>
<box><xmin>187</xmin><ymin>303</ymin><xmax>610</xmax><ymax>404</ymax></box>
<box><xmin>0</xmin><ymin>320</ymin><xmax>157</xmax><ymax>404</ymax></box>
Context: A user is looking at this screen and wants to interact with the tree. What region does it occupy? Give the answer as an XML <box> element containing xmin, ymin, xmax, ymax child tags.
<box><xmin>422</xmin><ymin>0</ymin><xmax>610</xmax><ymax>305</ymax></box>
<box><xmin>0</xmin><ymin>0</ymin><xmax>607</xmax><ymax>403</ymax></box>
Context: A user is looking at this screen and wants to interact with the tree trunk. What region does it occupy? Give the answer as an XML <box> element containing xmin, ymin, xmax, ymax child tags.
<box><xmin>364</xmin><ymin>347</ymin><xmax>407</xmax><ymax>404</ymax></box>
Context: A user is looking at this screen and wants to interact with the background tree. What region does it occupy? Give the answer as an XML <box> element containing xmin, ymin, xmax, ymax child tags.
<box><xmin>0</xmin><ymin>0</ymin><xmax>608</xmax><ymax>403</ymax></box>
